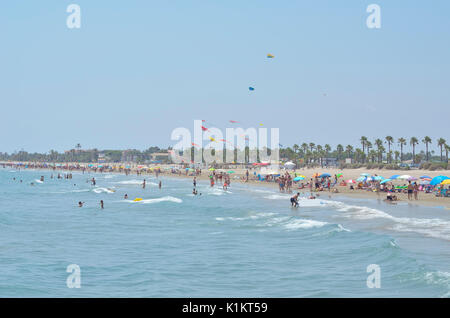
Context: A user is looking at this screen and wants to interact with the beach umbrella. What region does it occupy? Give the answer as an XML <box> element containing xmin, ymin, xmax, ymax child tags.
<box><xmin>380</xmin><ymin>179</ymin><xmax>392</xmax><ymax>184</ymax></box>
<box><xmin>312</xmin><ymin>173</ymin><xmax>320</xmax><ymax>178</ymax></box>
<box><xmin>420</xmin><ymin>175</ymin><xmax>432</xmax><ymax>179</ymax></box>
<box><xmin>373</xmin><ymin>176</ymin><xmax>384</xmax><ymax>181</ymax></box>
<box><xmin>420</xmin><ymin>180</ymin><xmax>430</xmax><ymax>185</ymax></box>
<box><xmin>336</xmin><ymin>173</ymin><xmax>343</xmax><ymax>178</ymax></box>
<box><xmin>319</xmin><ymin>173</ymin><xmax>331</xmax><ymax>178</ymax></box>
<box><xmin>430</xmin><ymin>176</ymin><xmax>449</xmax><ymax>186</ymax></box>
<box><xmin>360</xmin><ymin>173</ymin><xmax>371</xmax><ymax>177</ymax></box>
<box><xmin>389</xmin><ymin>175</ymin><xmax>400</xmax><ymax>180</ymax></box>
<box><xmin>408</xmin><ymin>176</ymin><xmax>418</xmax><ymax>181</ymax></box>
<box><xmin>293</xmin><ymin>176</ymin><xmax>305</xmax><ymax>182</ymax></box>
<box><xmin>397</xmin><ymin>175</ymin><xmax>412</xmax><ymax>180</ymax></box>
<box><xmin>296</xmin><ymin>174</ymin><xmax>306</xmax><ymax>178</ymax></box>
<box><xmin>356</xmin><ymin>177</ymin><xmax>366</xmax><ymax>182</ymax></box>
<box><xmin>441</xmin><ymin>179</ymin><xmax>450</xmax><ymax>185</ymax></box>
<box><xmin>227</xmin><ymin>171</ymin><xmax>235</xmax><ymax>174</ymax></box>
<box><xmin>346</xmin><ymin>179</ymin><xmax>356</xmax><ymax>184</ymax></box>
<box><xmin>208</xmin><ymin>168</ymin><xmax>215</xmax><ymax>171</ymax></box>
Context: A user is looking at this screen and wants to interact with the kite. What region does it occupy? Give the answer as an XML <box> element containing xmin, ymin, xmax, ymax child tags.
<box><xmin>249</xmin><ymin>87</ymin><xmax>255</xmax><ymax>91</ymax></box>
<box><xmin>191</xmin><ymin>142</ymin><xmax>200</xmax><ymax>147</ymax></box>
<box><xmin>201</xmin><ymin>126</ymin><xmax>209</xmax><ymax>131</ymax></box>
<box><xmin>267</xmin><ymin>54</ymin><xmax>274</xmax><ymax>58</ymax></box>
<box><xmin>209</xmin><ymin>137</ymin><xmax>216</xmax><ymax>142</ymax></box>
<box><xmin>229</xmin><ymin>120</ymin><xmax>239</xmax><ymax>124</ymax></box>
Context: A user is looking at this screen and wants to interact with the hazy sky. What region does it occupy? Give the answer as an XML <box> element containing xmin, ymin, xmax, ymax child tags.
<box><xmin>1</xmin><ymin>1</ymin><xmax>449</xmax><ymax>153</ymax></box>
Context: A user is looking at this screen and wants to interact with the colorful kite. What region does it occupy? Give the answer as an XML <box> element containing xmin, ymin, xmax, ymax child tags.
<box><xmin>249</xmin><ymin>87</ymin><xmax>255</xmax><ymax>91</ymax></box>
<box><xmin>267</xmin><ymin>54</ymin><xmax>274</xmax><ymax>58</ymax></box>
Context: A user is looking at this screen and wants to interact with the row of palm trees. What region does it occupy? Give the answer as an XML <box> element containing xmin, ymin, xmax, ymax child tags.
<box><xmin>288</xmin><ymin>136</ymin><xmax>449</xmax><ymax>165</ymax></box>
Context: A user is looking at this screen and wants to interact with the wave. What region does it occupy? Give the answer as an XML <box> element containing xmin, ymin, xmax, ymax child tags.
<box><xmin>34</xmin><ymin>179</ymin><xmax>43</xmax><ymax>184</ymax></box>
<box><xmin>215</xmin><ymin>212</ymin><xmax>277</xmax><ymax>222</ymax></box>
<box><xmin>116</xmin><ymin>180</ymin><xmax>144</xmax><ymax>185</ymax></box>
<box><xmin>93</xmin><ymin>187</ymin><xmax>116</xmax><ymax>194</ymax></box>
<box><xmin>328</xmin><ymin>201</ymin><xmax>450</xmax><ymax>241</ymax></box>
<box><xmin>127</xmin><ymin>196</ymin><xmax>182</xmax><ymax>204</ymax></box>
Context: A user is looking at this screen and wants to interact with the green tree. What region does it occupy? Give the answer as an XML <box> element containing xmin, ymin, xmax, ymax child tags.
<box><xmin>437</xmin><ymin>138</ymin><xmax>446</xmax><ymax>162</ymax></box>
<box><xmin>398</xmin><ymin>138</ymin><xmax>406</xmax><ymax>162</ymax></box>
<box><xmin>422</xmin><ymin>136</ymin><xmax>432</xmax><ymax>161</ymax></box>
<box><xmin>410</xmin><ymin>137</ymin><xmax>419</xmax><ymax>163</ymax></box>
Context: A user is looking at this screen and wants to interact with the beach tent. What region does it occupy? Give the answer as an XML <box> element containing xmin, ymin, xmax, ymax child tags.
<box><xmin>284</xmin><ymin>162</ymin><xmax>296</xmax><ymax>169</ymax></box>
<box><xmin>430</xmin><ymin>176</ymin><xmax>449</xmax><ymax>186</ymax></box>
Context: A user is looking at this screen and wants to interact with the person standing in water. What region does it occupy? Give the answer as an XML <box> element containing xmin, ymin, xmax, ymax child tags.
<box><xmin>290</xmin><ymin>193</ymin><xmax>300</xmax><ymax>207</ymax></box>
<box><xmin>193</xmin><ymin>177</ymin><xmax>197</xmax><ymax>188</ymax></box>
<box><xmin>100</xmin><ymin>200</ymin><xmax>104</xmax><ymax>209</ymax></box>
<box><xmin>142</xmin><ymin>179</ymin><xmax>146</xmax><ymax>189</ymax></box>
<box><xmin>159</xmin><ymin>181</ymin><xmax>162</xmax><ymax>189</ymax></box>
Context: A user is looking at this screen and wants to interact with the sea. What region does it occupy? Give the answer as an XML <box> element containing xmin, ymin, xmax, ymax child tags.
<box><xmin>0</xmin><ymin>168</ymin><xmax>449</xmax><ymax>297</ymax></box>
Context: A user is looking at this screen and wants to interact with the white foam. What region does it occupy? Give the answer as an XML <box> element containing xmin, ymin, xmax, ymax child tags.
<box><xmin>283</xmin><ymin>219</ymin><xmax>328</xmax><ymax>230</ymax></box>
<box><xmin>264</xmin><ymin>194</ymin><xmax>291</xmax><ymax>200</ymax></box>
<box><xmin>116</xmin><ymin>179</ymin><xmax>144</xmax><ymax>185</ymax></box>
<box><xmin>330</xmin><ymin>201</ymin><xmax>450</xmax><ymax>241</ymax></box>
<box><xmin>93</xmin><ymin>187</ymin><xmax>115</xmax><ymax>194</ymax></box>
<box><xmin>34</xmin><ymin>179</ymin><xmax>43</xmax><ymax>184</ymax></box>
<box><xmin>128</xmin><ymin>196</ymin><xmax>182</xmax><ymax>204</ymax></box>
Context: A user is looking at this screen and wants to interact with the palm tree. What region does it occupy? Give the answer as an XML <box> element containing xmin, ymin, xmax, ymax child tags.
<box><xmin>398</xmin><ymin>138</ymin><xmax>406</xmax><ymax>162</ymax></box>
<box><xmin>76</xmin><ymin>143</ymin><xmax>81</xmax><ymax>151</ymax></box>
<box><xmin>410</xmin><ymin>137</ymin><xmax>419</xmax><ymax>163</ymax></box>
<box><xmin>309</xmin><ymin>143</ymin><xmax>315</xmax><ymax>153</ymax></box>
<box><xmin>445</xmin><ymin>144</ymin><xmax>450</xmax><ymax>163</ymax></box>
<box><xmin>336</xmin><ymin>144</ymin><xmax>344</xmax><ymax>160</ymax></box>
<box><xmin>360</xmin><ymin>136</ymin><xmax>368</xmax><ymax>162</ymax></box>
<box><xmin>394</xmin><ymin>150</ymin><xmax>400</xmax><ymax>163</ymax></box>
<box><xmin>345</xmin><ymin>145</ymin><xmax>353</xmax><ymax>159</ymax></box>
<box><xmin>366</xmin><ymin>141</ymin><xmax>372</xmax><ymax>158</ymax></box>
<box><xmin>385</xmin><ymin>136</ymin><xmax>394</xmax><ymax>163</ymax></box>
<box><xmin>375</xmin><ymin>139</ymin><xmax>384</xmax><ymax>163</ymax></box>
<box><xmin>437</xmin><ymin>138</ymin><xmax>446</xmax><ymax>162</ymax></box>
<box><xmin>422</xmin><ymin>136</ymin><xmax>432</xmax><ymax>161</ymax></box>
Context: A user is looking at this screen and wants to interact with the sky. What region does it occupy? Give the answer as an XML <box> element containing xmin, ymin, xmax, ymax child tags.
<box><xmin>0</xmin><ymin>0</ymin><xmax>449</xmax><ymax>153</ymax></box>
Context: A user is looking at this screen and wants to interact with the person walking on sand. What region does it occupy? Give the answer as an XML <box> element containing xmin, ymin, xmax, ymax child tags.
<box><xmin>407</xmin><ymin>181</ymin><xmax>413</xmax><ymax>200</ymax></box>
<box><xmin>413</xmin><ymin>182</ymin><xmax>419</xmax><ymax>200</ymax></box>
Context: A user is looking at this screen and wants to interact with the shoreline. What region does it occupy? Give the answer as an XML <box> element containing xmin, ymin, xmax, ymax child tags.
<box><xmin>3</xmin><ymin>164</ymin><xmax>450</xmax><ymax>210</ymax></box>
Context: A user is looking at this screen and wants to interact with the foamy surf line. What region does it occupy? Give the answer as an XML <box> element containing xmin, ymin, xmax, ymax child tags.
<box><xmin>323</xmin><ymin>200</ymin><xmax>450</xmax><ymax>241</ymax></box>
<box><xmin>125</xmin><ymin>196</ymin><xmax>183</xmax><ymax>204</ymax></box>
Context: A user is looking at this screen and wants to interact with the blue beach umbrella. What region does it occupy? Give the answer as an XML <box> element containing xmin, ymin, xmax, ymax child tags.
<box><xmin>293</xmin><ymin>176</ymin><xmax>305</xmax><ymax>182</ymax></box>
<box><xmin>373</xmin><ymin>176</ymin><xmax>384</xmax><ymax>181</ymax></box>
<box><xmin>389</xmin><ymin>175</ymin><xmax>400</xmax><ymax>180</ymax></box>
<box><xmin>380</xmin><ymin>179</ymin><xmax>392</xmax><ymax>184</ymax></box>
<box><xmin>430</xmin><ymin>176</ymin><xmax>449</xmax><ymax>186</ymax></box>
<box><xmin>356</xmin><ymin>177</ymin><xmax>366</xmax><ymax>182</ymax></box>
<box><xmin>249</xmin><ymin>87</ymin><xmax>255</xmax><ymax>91</ymax></box>
<box><xmin>360</xmin><ymin>173</ymin><xmax>371</xmax><ymax>177</ymax></box>
<box><xmin>420</xmin><ymin>175</ymin><xmax>432</xmax><ymax>179</ymax></box>
<box><xmin>319</xmin><ymin>173</ymin><xmax>331</xmax><ymax>178</ymax></box>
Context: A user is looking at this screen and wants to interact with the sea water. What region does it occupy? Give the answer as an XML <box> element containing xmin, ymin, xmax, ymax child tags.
<box><xmin>0</xmin><ymin>169</ymin><xmax>449</xmax><ymax>297</ymax></box>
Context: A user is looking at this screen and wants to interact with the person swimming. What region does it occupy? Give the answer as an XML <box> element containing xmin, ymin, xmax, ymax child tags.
<box><xmin>193</xmin><ymin>188</ymin><xmax>198</xmax><ymax>195</ymax></box>
<box><xmin>124</xmin><ymin>194</ymin><xmax>128</xmax><ymax>199</ymax></box>
<box><xmin>78</xmin><ymin>201</ymin><xmax>84</xmax><ymax>207</ymax></box>
<box><xmin>290</xmin><ymin>192</ymin><xmax>300</xmax><ymax>207</ymax></box>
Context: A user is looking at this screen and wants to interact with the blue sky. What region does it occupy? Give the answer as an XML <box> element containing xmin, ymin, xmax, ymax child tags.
<box><xmin>1</xmin><ymin>1</ymin><xmax>449</xmax><ymax>153</ymax></box>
